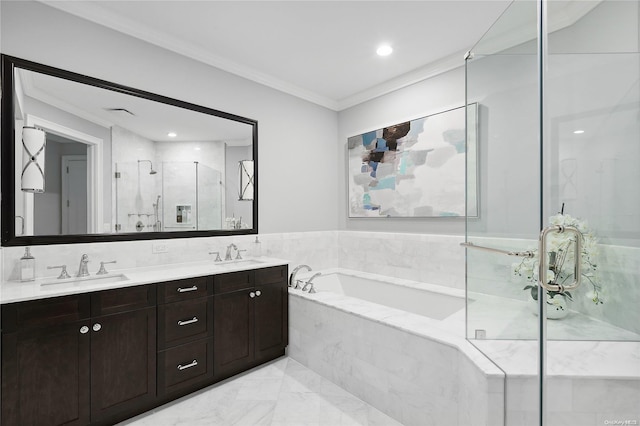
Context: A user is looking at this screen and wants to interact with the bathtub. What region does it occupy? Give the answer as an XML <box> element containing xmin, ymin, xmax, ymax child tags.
<box><xmin>301</xmin><ymin>270</ymin><xmax>465</xmax><ymax>320</ymax></box>
<box><xmin>288</xmin><ymin>268</ymin><xmax>504</xmax><ymax>426</ymax></box>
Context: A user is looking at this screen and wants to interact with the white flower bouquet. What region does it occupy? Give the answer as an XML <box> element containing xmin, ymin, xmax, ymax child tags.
<box><xmin>513</xmin><ymin>213</ymin><xmax>603</xmax><ymax>308</ymax></box>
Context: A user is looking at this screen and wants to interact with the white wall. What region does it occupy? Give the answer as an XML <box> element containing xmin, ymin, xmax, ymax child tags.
<box><xmin>337</xmin><ymin>67</ymin><xmax>467</xmax><ymax>236</ymax></box>
<box><xmin>0</xmin><ymin>0</ymin><xmax>339</xmax><ymax>234</ymax></box>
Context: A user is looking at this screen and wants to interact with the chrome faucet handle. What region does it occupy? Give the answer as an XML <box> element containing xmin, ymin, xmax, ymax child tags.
<box><xmin>209</xmin><ymin>251</ymin><xmax>222</xmax><ymax>262</ymax></box>
<box><xmin>97</xmin><ymin>260</ymin><xmax>117</xmax><ymax>275</ymax></box>
<box><xmin>236</xmin><ymin>249</ymin><xmax>247</xmax><ymax>260</ymax></box>
<box><xmin>293</xmin><ymin>279</ymin><xmax>302</xmax><ymax>290</ymax></box>
<box><xmin>308</xmin><ymin>283</ymin><xmax>316</xmax><ymax>294</ymax></box>
<box><xmin>47</xmin><ymin>265</ymin><xmax>71</xmax><ymax>279</ymax></box>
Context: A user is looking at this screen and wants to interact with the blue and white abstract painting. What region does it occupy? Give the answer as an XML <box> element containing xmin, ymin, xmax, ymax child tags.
<box><xmin>348</xmin><ymin>105</ymin><xmax>477</xmax><ymax>218</ymax></box>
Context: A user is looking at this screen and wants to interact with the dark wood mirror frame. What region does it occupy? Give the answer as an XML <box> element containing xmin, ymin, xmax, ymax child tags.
<box><xmin>1</xmin><ymin>55</ymin><xmax>258</xmax><ymax>246</ymax></box>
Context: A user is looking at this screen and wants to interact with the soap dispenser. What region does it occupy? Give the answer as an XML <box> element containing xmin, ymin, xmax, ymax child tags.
<box><xmin>20</xmin><ymin>247</ymin><xmax>36</xmax><ymax>282</ymax></box>
<box><xmin>252</xmin><ymin>236</ymin><xmax>262</xmax><ymax>257</ymax></box>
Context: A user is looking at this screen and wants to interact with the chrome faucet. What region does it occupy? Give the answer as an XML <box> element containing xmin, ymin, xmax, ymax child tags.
<box><xmin>289</xmin><ymin>264</ymin><xmax>311</xmax><ymax>289</ymax></box>
<box><xmin>302</xmin><ymin>272</ymin><xmax>321</xmax><ymax>293</ymax></box>
<box><xmin>225</xmin><ymin>244</ymin><xmax>237</xmax><ymax>261</ymax></box>
<box><xmin>77</xmin><ymin>254</ymin><xmax>90</xmax><ymax>277</ymax></box>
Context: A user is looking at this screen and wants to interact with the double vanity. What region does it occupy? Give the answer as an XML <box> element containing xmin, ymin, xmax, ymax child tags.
<box><xmin>0</xmin><ymin>257</ymin><xmax>289</xmax><ymax>426</ymax></box>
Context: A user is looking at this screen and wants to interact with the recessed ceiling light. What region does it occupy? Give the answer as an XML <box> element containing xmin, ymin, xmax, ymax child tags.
<box><xmin>376</xmin><ymin>44</ymin><xmax>393</xmax><ymax>57</ymax></box>
<box><xmin>194</xmin><ymin>147</ymin><xmax>201</xmax><ymax>151</ymax></box>
<box><xmin>167</xmin><ymin>132</ymin><xmax>177</xmax><ymax>137</ymax></box>
<box><xmin>573</xmin><ymin>130</ymin><xmax>585</xmax><ymax>134</ymax></box>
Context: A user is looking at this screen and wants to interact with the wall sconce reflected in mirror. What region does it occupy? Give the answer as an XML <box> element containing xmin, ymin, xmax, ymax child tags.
<box><xmin>238</xmin><ymin>160</ymin><xmax>254</xmax><ymax>201</ymax></box>
<box><xmin>21</xmin><ymin>126</ymin><xmax>47</xmax><ymax>193</ymax></box>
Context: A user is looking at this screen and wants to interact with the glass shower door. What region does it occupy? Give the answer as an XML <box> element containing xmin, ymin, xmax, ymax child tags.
<box><xmin>465</xmin><ymin>0</ymin><xmax>640</xmax><ymax>425</ymax></box>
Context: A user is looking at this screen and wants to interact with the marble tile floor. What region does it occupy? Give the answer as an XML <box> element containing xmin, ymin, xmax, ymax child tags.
<box><xmin>119</xmin><ymin>357</ymin><xmax>403</xmax><ymax>426</ymax></box>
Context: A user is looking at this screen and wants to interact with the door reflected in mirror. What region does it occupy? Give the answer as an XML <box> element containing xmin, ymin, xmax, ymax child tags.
<box><xmin>1</xmin><ymin>55</ymin><xmax>258</xmax><ymax>246</ymax></box>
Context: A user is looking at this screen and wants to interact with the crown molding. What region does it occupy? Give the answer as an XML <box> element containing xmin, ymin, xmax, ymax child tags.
<box><xmin>336</xmin><ymin>51</ymin><xmax>465</xmax><ymax>111</ymax></box>
<box><xmin>39</xmin><ymin>0</ymin><xmax>601</xmax><ymax>113</ymax></box>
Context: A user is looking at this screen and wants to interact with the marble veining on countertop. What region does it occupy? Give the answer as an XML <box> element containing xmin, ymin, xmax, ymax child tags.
<box><xmin>0</xmin><ymin>256</ymin><xmax>290</xmax><ymax>304</ymax></box>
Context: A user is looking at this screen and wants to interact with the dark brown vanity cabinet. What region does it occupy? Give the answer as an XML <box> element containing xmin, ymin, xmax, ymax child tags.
<box><xmin>213</xmin><ymin>265</ymin><xmax>288</xmax><ymax>378</ymax></box>
<box><xmin>157</xmin><ymin>276</ymin><xmax>215</xmax><ymax>396</ymax></box>
<box><xmin>1</xmin><ymin>285</ymin><xmax>157</xmax><ymax>426</ymax></box>
<box><xmin>1</xmin><ymin>294</ymin><xmax>92</xmax><ymax>426</ymax></box>
<box><xmin>0</xmin><ymin>264</ymin><xmax>288</xmax><ymax>425</ymax></box>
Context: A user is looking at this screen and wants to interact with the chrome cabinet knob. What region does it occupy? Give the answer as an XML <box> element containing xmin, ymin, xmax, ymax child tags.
<box><xmin>92</xmin><ymin>323</ymin><xmax>102</xmax><ymax>332</ymax></box>
<box><xmin>249</xmin><ymin>291</ymin><xmax>256</xmax><ymax>298</ymax></box>
<box><xmin>255</xmin><ymin>290</ymin><xmax>262</xmax><ymax>297</ymax></box>
<box><xmin>80</xmin><ymin>326</ymin><xmax>89</xmax><ymax>334</ymax></box>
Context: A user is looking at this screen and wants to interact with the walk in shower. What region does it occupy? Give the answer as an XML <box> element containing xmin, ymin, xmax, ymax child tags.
<box><xmin>464</xmin><ymin>0</ymin><xmax>639</xmax><ymax>424</ymax></box>
<box><xmin>114</xmin><ymin>161</ymin><xmax>223</xmax><ymax>233</ymax></box>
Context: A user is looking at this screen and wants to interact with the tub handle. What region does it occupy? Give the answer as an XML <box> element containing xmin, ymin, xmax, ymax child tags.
<box><xmin>302</xmin><ymin>272</ymin><xmax>322</xmax><ymax>292</ymax></box>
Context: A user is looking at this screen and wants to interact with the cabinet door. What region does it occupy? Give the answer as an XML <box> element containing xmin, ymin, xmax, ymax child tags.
<box><xmin>90</xmin><ymin>306</ymin><xmax>157</xmax><ymax>422</ymax></box>
<box><xmin>213</xmin><ymin>289</ymin><xmax>255</xmax><ymax>377</ymax></box>
<box><xmin>254</xmin><ymin>280</ymin><xmax>288</xmax><ymax>361</ymax></box>
<box><xmin>1</xmin><ymin>321</ymin><xmax>90</xmax><ymax>426</ymax></box>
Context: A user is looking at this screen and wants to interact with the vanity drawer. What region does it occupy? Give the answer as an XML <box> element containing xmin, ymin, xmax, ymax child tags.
<box><xmin>213</xmin><ymin>271</ymin><xmax>253</xmax><ymax>294</ymax></box>
<box><xmin>91</xmin><ymin>284</ymin><xmax>156</xmax><ymax>317</ymax></box>
<box><xmin>158</xmin><ymin>338</ymin><xmax>213</xmax><ymax>396</ymax></box>
<box><xmin>1</xmin><ymin>294</ymin><xmax>91</xmax><ymax>332</ymax></box>
<box><xmin>255</xmin><ymin>265</ymin><xmax>288</xmax><ymax>285</ymax></box>
<box><xmin>158</xmin><ymin>298</ymin><xmax>212</xmax><ymax>349</ymax></box>
<box><xmin>159</xmin><ymin>277</ymin><xmax>210</xmax><ymax>304</ymax></box>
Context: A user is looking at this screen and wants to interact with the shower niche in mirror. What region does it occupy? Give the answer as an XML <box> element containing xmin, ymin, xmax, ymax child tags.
<box><xmin>1</xmin><ymin>55</ymin><xmax>258</xmax><ymax>246</ymax></box>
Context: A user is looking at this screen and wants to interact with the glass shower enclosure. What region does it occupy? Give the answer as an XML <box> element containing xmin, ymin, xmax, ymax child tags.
<box><xmin>464</xmin><ymin>0</ymin><xmax>639</xmax><ymax>425</ymax></box>
<box><xmin>114</xmin><ymin>161</ymin><xmax>222</xmax><ymax>233</ymax></box>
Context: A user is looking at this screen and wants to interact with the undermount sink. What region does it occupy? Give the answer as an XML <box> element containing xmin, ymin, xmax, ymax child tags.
<box><xmin>40</xmin><ymin>273</ymin><xmax>130</xmax><ymax>287</ymax></box>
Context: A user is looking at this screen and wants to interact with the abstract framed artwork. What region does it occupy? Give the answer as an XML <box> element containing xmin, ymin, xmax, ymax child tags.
<box><xmin>347</xmin><ymin>103</ymin><xmax>478</xmax><ymax>218</ymax></box>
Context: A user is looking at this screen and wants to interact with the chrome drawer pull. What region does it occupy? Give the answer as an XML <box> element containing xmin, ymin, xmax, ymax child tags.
<box><xmin>177</xmin><ymin>316</ymin><xmax>198</xmax><ymax>326</ymax></box>
<box><xmin>177</xmin><ymin>359</ymin><xmax>198</xmax><ymax>371</ymax></box>
<box><xmin>177</xmin><ymin>285</ymin><xmax>198</xmax><ymax>293</ymax></box>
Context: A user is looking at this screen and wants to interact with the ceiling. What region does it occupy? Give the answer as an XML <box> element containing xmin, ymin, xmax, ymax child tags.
<box><xmin>41</xmin><ymin>0</ymin><xmax>513</xmax><ymax>111</ymax></box>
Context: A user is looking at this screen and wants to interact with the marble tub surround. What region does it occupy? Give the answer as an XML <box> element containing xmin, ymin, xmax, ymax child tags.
<box><xmin>288</xmin><ymin>269</ymin><xmax>504</xmax><ymax>426</ymax></box>
<box><xmin>119</xmin><ymin>357</ymin><xmax>403</xmax><ymax>426</ymax></box>
<box><xmin>471</xmin><ymin>340</ymin><xmax>640</xmax><ymax>426</ymax></box>
<box><xmin>0</xmin><ymin>256</ymin><xmax>289</xmax><ymax>304</ymax></box>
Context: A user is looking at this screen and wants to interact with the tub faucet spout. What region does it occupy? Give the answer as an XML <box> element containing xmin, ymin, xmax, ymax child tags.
<box><xmin>302</xmin><ymin>272</ymin><xmax>322</xmax><ymax>293</ymax></box>
<box><xmin>289</xmin><ymin>264</ymin><xmax>311</xmax><ymax>289</ymax></box>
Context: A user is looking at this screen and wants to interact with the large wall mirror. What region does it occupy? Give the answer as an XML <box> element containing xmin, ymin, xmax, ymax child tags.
<box><xmin>1</xmin><ymin>55</ymin><xmax>258</xmax><ymax>246</ymax></box>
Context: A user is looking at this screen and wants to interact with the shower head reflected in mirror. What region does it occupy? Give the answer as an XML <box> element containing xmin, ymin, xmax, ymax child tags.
<box><xmin>138</xmin><ymin>159</ymin><xmax>157</xmax><ymax>175</ymax></box>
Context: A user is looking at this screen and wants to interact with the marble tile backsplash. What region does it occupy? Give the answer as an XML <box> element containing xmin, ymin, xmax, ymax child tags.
<box><xmin>1</xmin><ymin>230</ymin><xmax>466</xmax><ymax>288</ymax></box>
<box><xmin>338</xmin><ymin>231</ymin><xmax>466</xmax><ymax>289</ymax></box>
<box><xmin>1</xmin><ymin>231</ymin><xmax>339</xmax><ymax>283</ymax></box>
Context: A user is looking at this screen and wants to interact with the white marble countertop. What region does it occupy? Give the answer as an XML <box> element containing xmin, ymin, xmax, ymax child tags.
<box><xmin>0</xmin><ymin>256</ymin><xmax>290</xmax><ymax>304</ymax></box>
